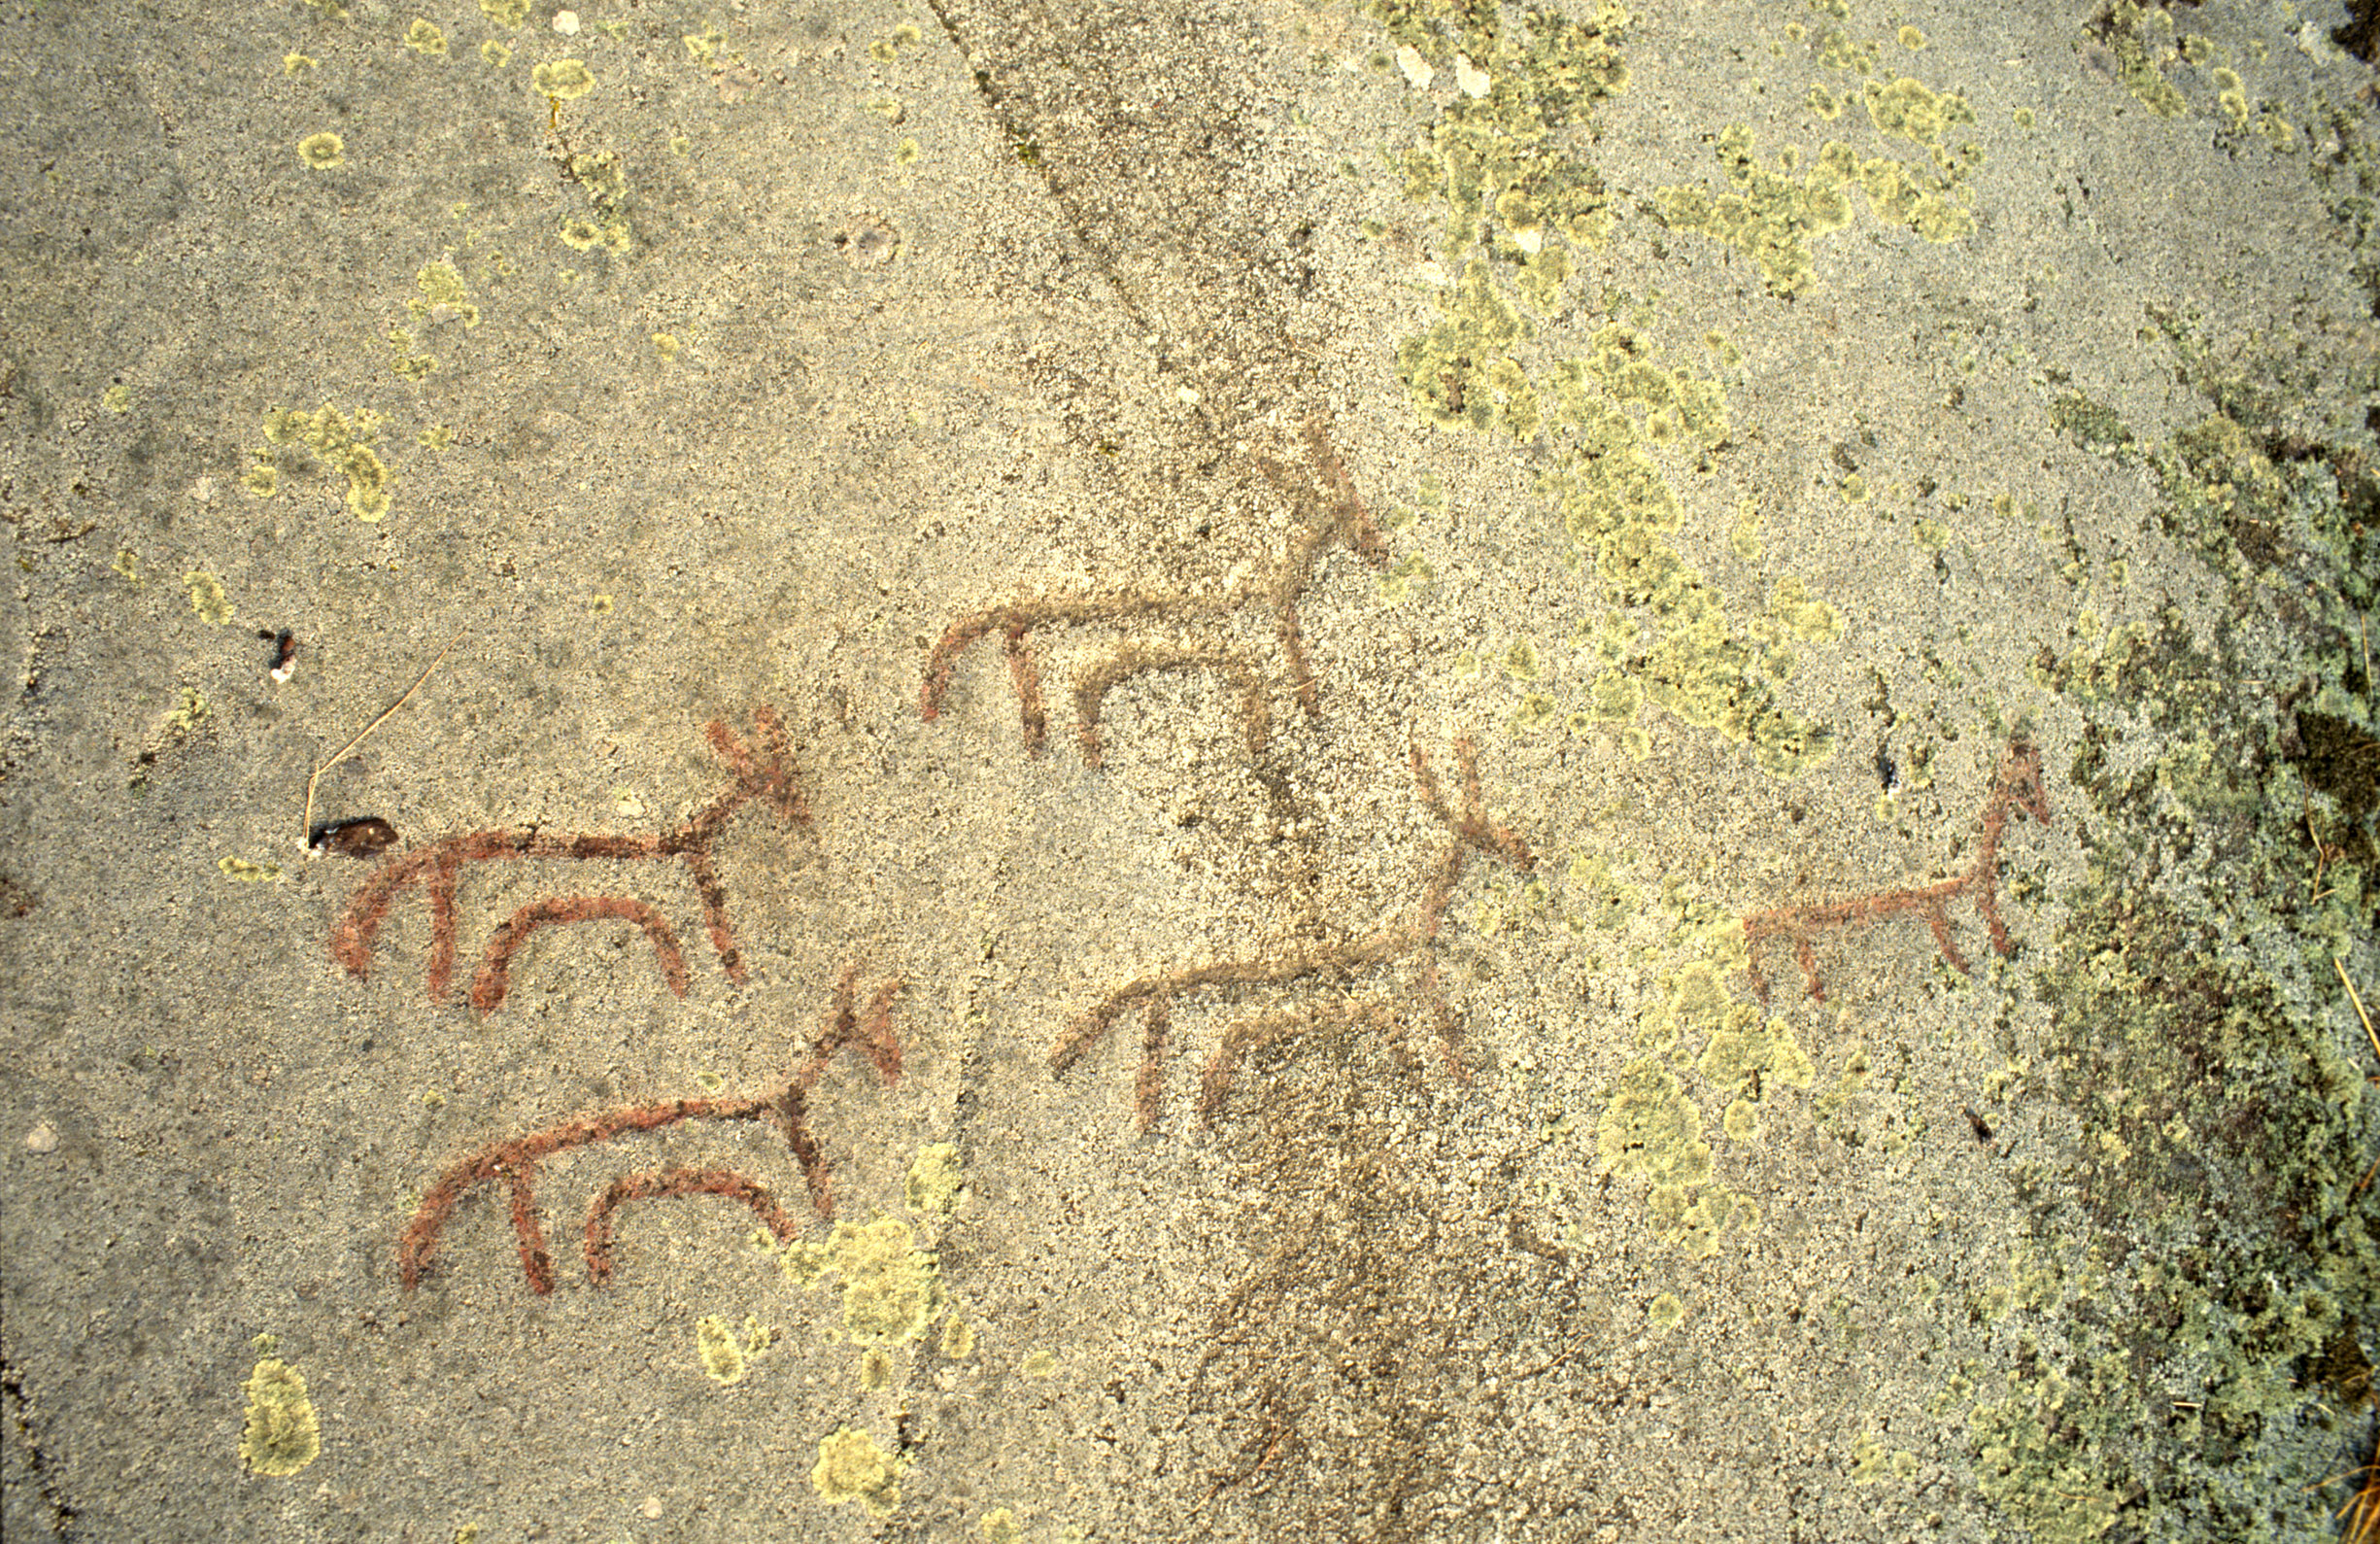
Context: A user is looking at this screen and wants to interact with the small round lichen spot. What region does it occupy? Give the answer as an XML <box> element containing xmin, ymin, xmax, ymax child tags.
<box><xmin>812</xmin><ymin>1425</ymin><xmax>901</xmax><ymax>1519</ymax></box>
<box><xmin>238</xmin><ymin>1357</ymin><xmax>321</xmax><ymax>1477</ymax></box>
<box><xmin>1647</xmin><ymin>1292</ymin><xmax>1685</xmax><ymax>1332</ymax></box>
<box><xmin>1022</xmin><ymin>1348</ymin><xmax>1058</xmax><ymax>1378</ymax></box>
<box><xmin>482</xmin><ymin>0</ymin><xmax>530</xmax><ymax>26</ymax></box>
<box><xmin>532</xmin><ymin>58</ymin><xmax>595</xmax><ymax>100</ymax></box>
<box><xmin>341</xmin><ymin>444</ymin><xmax>391</xmax><ymax>522</ymax></box>
<box><xmin>651</xmin><ymin>332</ymin><xmax>681</xmax><ymax>361</ymax></box>
<box><xmin>981</xmin><ymin>1508</ymin><xmax>1023</xmax><ymax>1544</ymax></box>
<box><xmin>904</xmin><ymin>1143</ymin><xmax>965</xmax><ymax>1215</ymax></box>
<box><xmin>860</xmin><ymin>1347</ymin><xmax>894</xmax><ymax>1390</ymax></box>
<box><xmin>831</xmin><ymin>1218</ymin><xmax>943</xmax><ymax>1344</ymax></box>
<box><xmin>405</xmin><ymin>19</ymin><xmax>448</xmax><ymax>55</ymax></box>
<box><xmin>939</xmin><ymin>1315</ymin><xmax>975</xmax><ymax>1359</ymax></box>
<box><xmin>1593</xmin><ymin>1057</ymin><xmax>1713</xmax><ymax>1188</ymax></box>
<box><xmin>1722</xmin><ymin>1098</ymin><xmax>1759</xmax><ymax>1141</ymax></box>
<box><xmin>183</xmin><ymin>571</ymin><xmax>234</xmax><ymax>626</ymax></box>
<box><xmin>298</xmin><ymin>132</ymin><xmax>344</xmax><ymax>170</ymax></box>
<box><xmin>482</xmin><ymin>40</ymin><xmax>511</xmax><ymax>67</ymax></box>
<box><xmin>1898</xmin><ymin>25</ymin><xmax>1925</xmax><ymax>50</ymax></box>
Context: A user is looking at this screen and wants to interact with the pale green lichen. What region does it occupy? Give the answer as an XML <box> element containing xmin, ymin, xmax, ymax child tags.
<box><xmin>410</xmin><ymin>261</ymin><xmax>479</xmax><ymax>327</ymax></box>
<box><xmin>237</xmin><ymin>1357</ymin><xmax>320</xmax><ymax>1477</ymax></box>
<box><xmin>695</xmin><ymin>1314</ymin><xmax>773</xmax><ymax>1385</ymax></box>
<box><xmin>219</xmin><ymin>856</ymin><xmax>280</xmax><ymax>882</ymax></box>
<box><xmin>904</xmin><ymin>1143</ymin><xmax>965</xmax><ymax>1214</ymax></box>
<box><xmin>784</xmin><ymin>1218</ymin><xmax>944</xmax><ymax>1344</ymax></box>
<box><xmin>1647</xmin><ymin>1291</ymin><xmax>1684</xmax><ymax>1331</ymax></box>
<box><xmin>532</xmin><ymin>59</ymin><xmax>595</xmax><ymax>100</ymax></box>
<box><xmin>298</xmin><ymin>132</ymin><xmax>344</xmax><ymax>169</ymax></box>
<box><xmin>183</xmin><ymin>572</ymin><xmax>234</xmax><ymax>625</ymax></box>
<box><xmin>262</xmin><ymin>403</ymin><xmax>392</xmax><ymax>521</ymax></box>
<box><xmin>404</xmin><ymin>19</ymin><xmax>447</xmax><ymax>55</ymax></box>
<box><xmin>811</xmin><ymin>1425</ymin><xmax>901</xmax><ymax>1518</ymax></box>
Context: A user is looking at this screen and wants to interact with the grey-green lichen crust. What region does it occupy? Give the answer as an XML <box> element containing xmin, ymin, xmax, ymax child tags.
<box><xmin>1987</xmin><ymin>320</ymin><xmax>2379</xmax><ymax>1539</ymax></box>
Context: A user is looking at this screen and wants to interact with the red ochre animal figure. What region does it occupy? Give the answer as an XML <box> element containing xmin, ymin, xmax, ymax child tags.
<box><xmin>1050</xmin><ymin>735</ymin><xmax>1536</xmax><ymax>1129</ymax></box>
<box><xmin>919</xmin><ymin>416</ymin><xmax>1387</xmax><ymax>767</ymax></box>
<box><xmin>1743</xmin><ymin>738</ymin><xmax>2050</xmax><ymax>1004</ymax></box>
<box><xmin>329</xmin><ymin>706</ymin><xmax>806</xmax><ymax>1014</ymax></box>
<box><xmin>397</xmin><ymin>967</ymin><xmax>901</xmax><ymax>1294</ymax></box>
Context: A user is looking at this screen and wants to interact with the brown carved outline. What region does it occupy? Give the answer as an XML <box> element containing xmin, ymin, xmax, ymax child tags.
<box><xmin>1743</xmin><ymin>738</ymin><xmax>2051</xmax><ymax>1004</ymax></box>
<box><xmin>919</xmin><ymin>417</ymin><xmax>1386</xmax><ymax>760</ymax></box>
<box><xmin>469</xmin><ymin>897</ymin><xmax>691</xmax><ymax>1014</ymax></box>
<box><xmin>397</xmin><ymin>966</ymin><xmax>901</xmax><ymax>1294</ymax></box>
<box><xmin>330</xmin><ymin>706</ymin><xmax>806</xmax><ymax>1010</ymax></box>
<box><xmin>1051</xmin><ymin>736</ymin><xmax>1536</xmax><ymax>1128</ymax></box>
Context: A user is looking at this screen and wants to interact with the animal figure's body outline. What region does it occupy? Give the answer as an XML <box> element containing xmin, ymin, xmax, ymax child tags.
<box><xmin>1743</xmin><ymin>738</ymin><xmax>2050</xmax><ymax>1004</ymax></box>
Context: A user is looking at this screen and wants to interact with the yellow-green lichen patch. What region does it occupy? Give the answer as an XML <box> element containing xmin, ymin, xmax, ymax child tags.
<box><xmin>262</xmin><ymin>403</ymin><xmax>392</xmax><ymax>521</ymax></box>
<box><xmin>481</xmin><ymin>0</ymin><xmax>529</xmax><ymax>24</ymax></box>
<box><xmin>981</xmin><ymin>1508</ymin><xmax>1023</xmax><ymax>1544</ymax></box>
<box><xmin>1764</xmin><ymin>576</ymin><xmax>1841</xmax><ymax>642</ymax></box>
<box><xmin>939</xmin><ymin>1315</ymin><xmax>975</xmax><ymax>1359</ymax></box>
<box><xmin>482</xmin><ymin>40</ymin><xmax>511</xmax><ymax>68</ymax></box>
<box><xmin>298</xmin><ymin>132</ymin><xmax>344</xmax><ymax>169</ymax></box>
<box><xmin>533</xmin><ymin>59</ymin><xmax>595</xmax><ymax>100</ymax></box>
<box><xmin>812</xmin><ymin>1425</ymin><xmax>901</xmax><ymax>1518</ymax></box>
<box><xmin>860</xmin><ymin>1347</ymin><xmax>894</xmax><ymax>1390</ymax></box>
<box><xmin>219</xmin><ymin>856</ymin><xmax>280</xmax><ymax>882</ymax></box>
<box><xmin>1647</xmin><ymin>1291</ymin><xmax>1684</xmax><ymax>1331</ymax></box>
<box><xmin>1862</xmin><ymin>78</ymin><xmax>1971</xmax><ymax>147</ymax></box>
<box><xmin>410</xmin><ymin>261</ymin><xmax>480</xmax><ymax>327</ymax></box>
<box><xmin>695</xmin><ymin>1314</ymin><xmax>774</xmax><ymax>1385</ymax></box>
<box><xmin>1563</xmin><ymin>851</ymin><xmax>1644</xmax><ymax>933</ymax></box>
<box><xmin>823</xmin><ymin>1218</ymin><xmax>942</xmax><ymax>1344</ymax></box>
<box><xmin>1398</xmin><ymin>259</ymin><xmax>1538</xmax><ymax>433</ymax></box>
<box><xmin>1022</xmin><ymin>1348</ymin><xmax>1057</xmax><ymax>1377</ymax></box>
<box><xmin>166</xmin><ymin>686</ymin><xmax>209</xmax><ymax>737</ymax></box>
<box><xmin>283</xmin><ymin>52</ymin><xmax>316</xmax><ymax>74</ymax></box>
<box><xmin>1593</xmin><ymin>1057</ymin><xmax>1711</xmax><ymax>1188</ymax></box>
<box><xmin>238</xmin><ymin>1357</ymin><xmax>320</xmax><ymax>1476</ymax></box>
<box><xmin>405</xmin><ymin>19</ymin><xmax>447</xmax><ymax>54</ymax></box>
<box><xmin>111</xmin><ymin>549</ymin><xmax>140</xmax><ymax>584</ymax></box>
<box><xmin>103</xmin><ymin>384</ymin><xmax>133</xmax><ymax>413</ymax></box>
<box><xmin>183</xmin><ymin>571</ymin><xmax>234</xmax><ymax>625</ymax></box>
<box><xmin>904</xmin><ymin>1143</ymin><xmax>965</xmax><ymax>1214</ymax></box>
<box><xmin>1697</xmin><ymin>1007</ymin><xmax>1816</xmax><ymax>1100</ymax></box>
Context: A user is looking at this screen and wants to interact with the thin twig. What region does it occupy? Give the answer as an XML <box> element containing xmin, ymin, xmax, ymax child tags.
<box><xmin>2339</xmin><ymin>957</ymin><xmax>2380</xmax><ymax>1066</ymax></box>
<box><xmin>301</xmin><ymin>633</ymin><xmax>460</xmax><ymax>844</ymax></box>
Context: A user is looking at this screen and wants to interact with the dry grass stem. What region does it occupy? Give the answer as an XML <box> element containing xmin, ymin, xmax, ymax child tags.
<box><xmin>300</xmin><ymin>633</ymin><xmax>460</xmax><ymax>843</ymax></box>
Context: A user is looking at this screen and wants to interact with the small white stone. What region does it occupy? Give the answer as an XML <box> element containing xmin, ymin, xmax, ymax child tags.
<box><xmin>553</xmin><ymin>10</ymin><xmax>580</xmax><ymax>35</ymax></box>
<box><xmin>24</xmin><ymin>1121</ymin><xmax>57</xmax><ymax>1153</ymax></box>
<box><xmin>1453</xmin><ymin>52</ymin><xmax>1490</xmax><ymax>98</ymax></box>
<box><xmin>1395</xmin><ymin>44</ymin><xmax>1433</xmax><ymax>90</ymax></box>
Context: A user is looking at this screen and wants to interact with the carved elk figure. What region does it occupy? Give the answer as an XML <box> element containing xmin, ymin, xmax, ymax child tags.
<box><xmin>1050</xmin><ymin>735</ymin><xmax>1538</xmax><ymax>1128</ymax></box>
<box><xmin>398</xmin><ymin>966</ymin><xmax>901</xmax><ymax>1294</ymax></box>
<box><xmin>919</xmin><ymin>415</ymin><xmax>1388</xmax><ymax>767</ymax></box>
<box><xmin>1743</xmin><ymin>738</ymin><xmax>2050</xmax><ymax>1004</ymax></box>
<box><xmin>329</xmin><ymin>706</ymin><xmax>805</xmax><ymax>1014</ymax></box>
